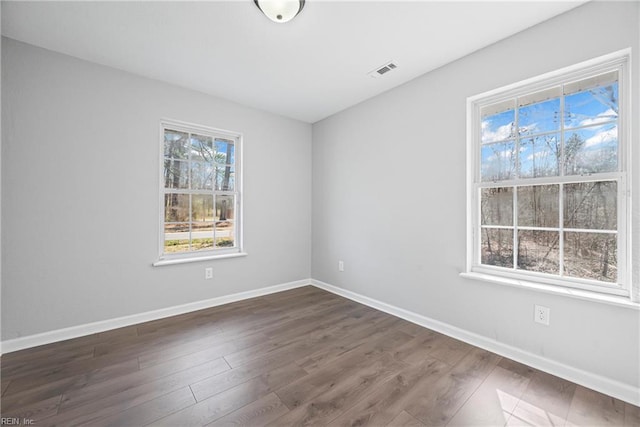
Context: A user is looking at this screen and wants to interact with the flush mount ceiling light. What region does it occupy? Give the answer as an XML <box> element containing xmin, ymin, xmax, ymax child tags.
<box><xmin>254</xmin><ymin>0</ymin><xmax>305</xmax><ymax>23</ymax></box>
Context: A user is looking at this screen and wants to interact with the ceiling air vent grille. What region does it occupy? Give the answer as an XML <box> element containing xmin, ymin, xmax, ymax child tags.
<box><xmin>368</xmin><ymin>61</ymin><xmax>398</xmax><ymax>79</ymax></box>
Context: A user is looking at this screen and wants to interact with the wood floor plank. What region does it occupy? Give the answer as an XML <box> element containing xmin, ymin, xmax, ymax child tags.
<box><xmin>93</xmin><ymin>322</ymin><xmax>225</xmax><ymax>359</ymax></box>
<box><xmin>222</xmin><ymin>305</ymin><xmax>366</xmax><ymax>368</ymax></box>
<box><xmin>133</xmin><ymin>287</ymin><xmax>333</xmax><ymax>342</ymax></box>
<box><xmin>1</xmin><ymin>334</ymin><xmax>98</xmax><ymax>369</ymax></box>
<box><xmin>263</xmin><ymin>304</ymin><xmax>370</xmax><ymax>344</ymax></box>
<box><xmin>89</xmin><ymin>386</ymin><xmax>196</xmax><ymax>427</ymax></box>
<box><xmin>326</xmin><ymin>357</ymin><xmax>448</xmax><ymax>427</ymax></box>
<box><xmin>190</xmin><ymin>358</ymin><xmax>292</xmax><ymax>403</ymax></box>
<box><xmin>149</xmin><ymin>377</ymin><xmax>271</xmax><ymax>427</ymax></box>
<box><xmin>94</xmin><ymin>298</ymin><xmax>305</xmax><ymax>361</ymax></box>
<box><xmin>509</xmin><ymin>370</ymin><xmax>576</xmax><ymax>426</ymax></box>
<box><xmin>2</xmin><ymin>382</ymin><xmax>68</xmax><ymax>414</ymax></box>
<box><xmin>448</xmin><ymin>347</ymin><xmax>503</xmax><ymax>382</ymax></box>
<box><xmin>3</xmin><ymin>357</ymin><xmax>140</xmax><ymax>397</ymax></box>
<box><xmin>625</xmin><ymin>402</ymin><xmax>640</xmax><ymax>426</ymax></box>
<box><xmin>0</xmin><ymin>395</ymin><xmax>62</xmax><ymax>425</ymax></box>
<box><xmin>446</xmin><ymin>364</ymin><xmax>531</xmax><ymax>426</ymax></box>
<box><xmin>295</xmin><ymin>316</ymin><xmax>402</xmax><ymax>374</ymax></box>
<box><xmin>136</xmin><ymin>330</ymin><xmax>270</xmax><ymax>369</ymax></box>
<box><xmin>206</xmin><ymin>392</ymin><xmax>290</xmax><ymax>427</ymax></box>
<box><xmin>269</xmin><ymin>352</ymin><xmax>408</xmax><ymax>426</ymax></box>
<box><xmin>190</xmin><ymin>357</ymin><xmax>307</xmax><ymax>404</ymax></box>
<box><xmin>426</xmin><ymin>334</ymin><xmax>474</xmax><ymax>366</ymax></box>
<box><xmin>275</xmin><ymin>328</ymin><xmax>413</xmax><ymax>409</ymax></box>
<box><xmin>222</xmin><ymin>311</ymin><xmax>379</xmax><ymax>372</ymax></box>
<box><xmin>394</xmin><ymin>319</ymin><xmax>431</xmax><ymax>338</ymax></box>
<box><xmin>565</xmin><ymin>385</ymin><xmax>625</xmax><ymax>426</ymax></box>
<box><xmin>402</xmin><ymin>351</ymin><xmax>489</xmax><ymax>426</ymax></box>
<box><xmin>2</xmin><ymin>371</ymin><xmax>104</xmax><ymax>414</ymax></box>
<box><xmin>386</xmin><ymin>410</ymin><xmax>426</xmax><ymax>427</ymax></box>
<box><xmin>1</xmin><ymin>346</ymin><xmax>96</xmax><ymax>381</ymax></box>
<box><xmin>390</xmin><ymin>329</ymin><xmax>446</xmax><ymax>365</ymax></box>
<box><xmin>1</xmin><ymin>378</ymin><xmax>11</xmax><ymax>396</ymax></box>
<box><xmin>132</xmin><ymin>294</ymin><xmax>274</xmax><ymax>337</ymax></box>
<box><xmin>52</xmin><ymin>358</ymin><xmax>230</xmax><ymax>424</ymax></box>
<box><xmin>58</xmin><ymin>346</ymin><xmax>231</xmax><ymax>412</ymax></box>
<box><xmin>260</xmin><ymin>362</ymin><xmax>309</xmax><ymax>393</ymax></box>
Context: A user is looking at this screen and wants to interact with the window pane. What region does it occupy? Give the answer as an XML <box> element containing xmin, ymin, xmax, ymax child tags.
<box><xmin>164</xmin><ymin>159</ymin><xmax>189</xmax><ymax>190</ymax></box>
<box><xmin>481</xmin><ymin>141</ymin><xmax>516</xmax><ymax>182</ymax></box>
<box><xmin>215</xmin><ymin>221</ymin><xmax>235</xmax><ymax>248</ymax></box>
<box><xmin>518</xmin><ymin>185</ymin><xmax>559</xmax><ymax>228</ymax></box>
<box><xmin>481</xmin><ymin>187</ymin><xmax>513</xmax><ymax>226</ymax></box>
<box><xmin>215</xmin><ymin>139</ymin><xmax>235</xmax><ymax>165</ymax></box>
<box><xmin>564</xmin><ymin>123</ymin><xmax>617</xmax><ymax>175</ymax></box>
<box><xmin>192</xmin><ymin>194</ymin><xmax>214</xmax><ymax>222</ymax></box>
<box><xmin>481</xmin><ymin>228</ymin><xmax>513</xmax><ymax>268</ymax></box>
<box><xmin>214</xmin><ymin>165</ymin><xmax>235</xmax><ymax>191</ymax></box>
<box><xmin>191</xmin><ymin>161</ymin><xmax>213</xmax><ymax>190</ymax></box>
<box><xmin>164</xmin><ymin>223</ymin><xmax>190</xmax><ymax>253</ymax></box>
<box><xmin>518</xmin><ymin>97</ymin><xmax>560</xmax><ymax>136</ymax></box>
<box><xmin>519</xmin><ymin>134</ymin><xmax>559</xmax><ymax>178</ymax></box>
<box><xmin>191</xmin><ymin>222</ymin><xmax>214</xmax><ymax>252</ymax></box>
<box><xmin>164</xmin><ymin>130</ymin><xmax>189</xmax><ymax>159</ymax></box>
<box><xmin>564</xmin><ymin>81</ymin><xmax>618</xmax><ymax>129</ymax></box>
<box><xmin>564</xmin><ymin>181</ymin><xmax>617</xmax><ymax>230</ymax></box>
<box><xmin>191</xmin><ymin>134</ymin><xmax>213</xmax><ymax>162</ymax></box>
<box><xmin>564</xmin><ymin>232</ymin><xmax>616</xmax><ymax>283</ymax></box>
<box><xmin>481</xmin><ymin>108</ymin><xmax>515</xmax><ymax>144</ymax></box>
<box><xmin>164</xmin><ymin>194</ymin><xmax>189</xmax><ymax>222</ymax></box>
<box><xmin>517</xmin><ymin>230</ymin><xmax>559</xmax><ymax>274</ymax></box>
<box><xmin>215</xmin><ymin>195</ymin><xmax>235</xmax><ymax>221</ymax></box>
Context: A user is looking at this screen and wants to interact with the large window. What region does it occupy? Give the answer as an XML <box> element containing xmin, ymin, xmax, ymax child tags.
<box><xmin>467</xmin><ymin>52</ymin><xmax>630</xmax><ymax>297</ymax></box>
<box><xmin>158</xmin><ymin>120</ymin><xmax>242</xmax><ymax>263</ymax></box>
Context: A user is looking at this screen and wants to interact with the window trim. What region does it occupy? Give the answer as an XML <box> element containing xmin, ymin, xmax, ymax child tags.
<box><xmin>464</xmin><ymin>49</ymin><xmax>632</xmax><ymax>299</ymax></box>
<box><xmin>154</xmin><ymin>119</ymin><xmax>244</xmax><ymax>266</ymax></box>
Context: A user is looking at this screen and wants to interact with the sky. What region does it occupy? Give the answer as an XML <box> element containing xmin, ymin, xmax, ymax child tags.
<box><xmin>480</xmin><ymin>82</ymin><xmax>619</xmax><ymax>181</ymax></box>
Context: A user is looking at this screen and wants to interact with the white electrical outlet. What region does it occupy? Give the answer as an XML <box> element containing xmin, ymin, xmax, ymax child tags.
<box><xmin>338</xmin><ymin>260</ymin><xmax>344</xmax><ymax>272</ymax></box>
<box><xmin>534</xmin><ymin>305</ymin><xmax>550</xmax><ymax>326</ymax></box>
<box><xmin>205</xmin><ymin>267</ymin><xmax>213</xmax><ymax>280</ymax></box>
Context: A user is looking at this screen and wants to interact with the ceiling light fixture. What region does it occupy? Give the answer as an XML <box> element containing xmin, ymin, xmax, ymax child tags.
<box><xmin>254</xmin><ymin>0</ymin><xmax>305</xmax><ymax>23</ymax></box>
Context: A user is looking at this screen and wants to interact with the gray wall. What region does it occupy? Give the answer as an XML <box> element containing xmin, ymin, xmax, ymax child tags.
<box><xmin>1</xmin><ymin>38</ymin><xmax>312</xmax><ymax>340</ymax></box>
<box><xmin>312</xmin><ymin>1</ymin><xmax>640</xmax><ymax>389</ymax></box>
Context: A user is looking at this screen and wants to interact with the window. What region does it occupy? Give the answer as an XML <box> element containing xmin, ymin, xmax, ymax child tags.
<box><xmin>157</xmin><ymin>120</ymin><xmax>242</xmax><ymax>263</ymax></box>
<box><xmin>466</xmin><ymin>51</ymin><xmax>630</xmax><ymax>297</ymax></box>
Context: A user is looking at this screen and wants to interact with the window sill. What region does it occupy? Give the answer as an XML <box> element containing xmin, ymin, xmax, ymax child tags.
<box><xmin>153</xmin><ymin>252</ymin><xmax>248</xmax><ymax>267</ymax></box>
<box><xmin>460</xmin><ymin>272</ymin><xmax>639</xmax><ymax>310</ymax></box>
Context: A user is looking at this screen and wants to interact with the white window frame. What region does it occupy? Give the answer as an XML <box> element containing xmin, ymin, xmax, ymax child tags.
<box><xmin>154</xmin><ymin>119</ymin><xmax>245</xmax><ymax>266</ymax></box>
<box><xmin>464</xmin><ymin>50</ymin><xmax>632</xmax><ymax>300</ymax></box>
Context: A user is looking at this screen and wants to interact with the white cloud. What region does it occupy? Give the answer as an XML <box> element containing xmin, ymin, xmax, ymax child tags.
<box><xmin>585</xmin><ymin>126</ymin><xmax>617</xmax><ymax>148</ymax></box>
<box><xmin>486</xmin><ymin>149</ymin><xmax>513</xmax><ymax>162</ymax></box>
<box><xmin>579</xmin><ymin>108</ymin><xmax>617</xmax><ymax>127</ymax></box>
<box><xmin>518</xmin><ymin>124</ymin><xmax>539</xmax><ymax>135</ymax></box>
<box><xmin>482</xmin><ymin>120</ymin><xmax>515</xmax><ymax>142</ymax></box>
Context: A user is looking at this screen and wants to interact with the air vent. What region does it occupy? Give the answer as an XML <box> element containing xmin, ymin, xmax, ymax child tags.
<box><xmin>368</xmin><ymin>61</ymin><xmax>398</xmax><ymax>79</ymax></box>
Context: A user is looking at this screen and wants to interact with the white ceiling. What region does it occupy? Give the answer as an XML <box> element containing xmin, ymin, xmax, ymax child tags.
<box><xmin>2</xmin><ymin>1</ymin><xmax>586</xmax><ymax>123</ymax></box>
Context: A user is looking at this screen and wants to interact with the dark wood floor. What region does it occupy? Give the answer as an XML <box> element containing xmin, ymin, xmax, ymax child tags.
<box><xmin>1</xmin><ymin>286</ymin><xmax>638</xmax><ymax>426</ymax></box>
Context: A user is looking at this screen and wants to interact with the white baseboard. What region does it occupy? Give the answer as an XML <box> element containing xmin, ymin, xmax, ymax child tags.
<box><xmin>311</xmin><ymin>279</ymin><xmax>640</xmax><ymax>407</ymax></box>
<box><xmin>0</xmin><ymin>279</ymin><xmax>311</xmax><ymax>355</ymax></box>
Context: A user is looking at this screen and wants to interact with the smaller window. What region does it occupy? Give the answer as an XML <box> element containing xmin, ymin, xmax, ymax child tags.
<box><xmin>158</xmin><ymin>120</ymin><xmax>242</xmax><ymax>262</ymax></box>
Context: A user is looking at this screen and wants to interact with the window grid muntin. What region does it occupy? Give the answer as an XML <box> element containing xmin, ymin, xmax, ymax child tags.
<box><xmin>472</xmin><ymin>59</ymin><xmax>628</xmax><ymax>294</ymax></box>
<box><xmin>160</xmin><ymin>121</ymin><xmax>241</xmax><ymax>259</ymax></box>
<box><xmin>477</xmin><ymin>177</ymin><xmax>621</xmax><ymax>285</ymax></box>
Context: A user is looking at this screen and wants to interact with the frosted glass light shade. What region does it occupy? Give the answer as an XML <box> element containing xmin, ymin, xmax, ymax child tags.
<box><xmin>254</xmin><ymin>0</ymin><xmax>305</xmax><ymax>23</ymax></box>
